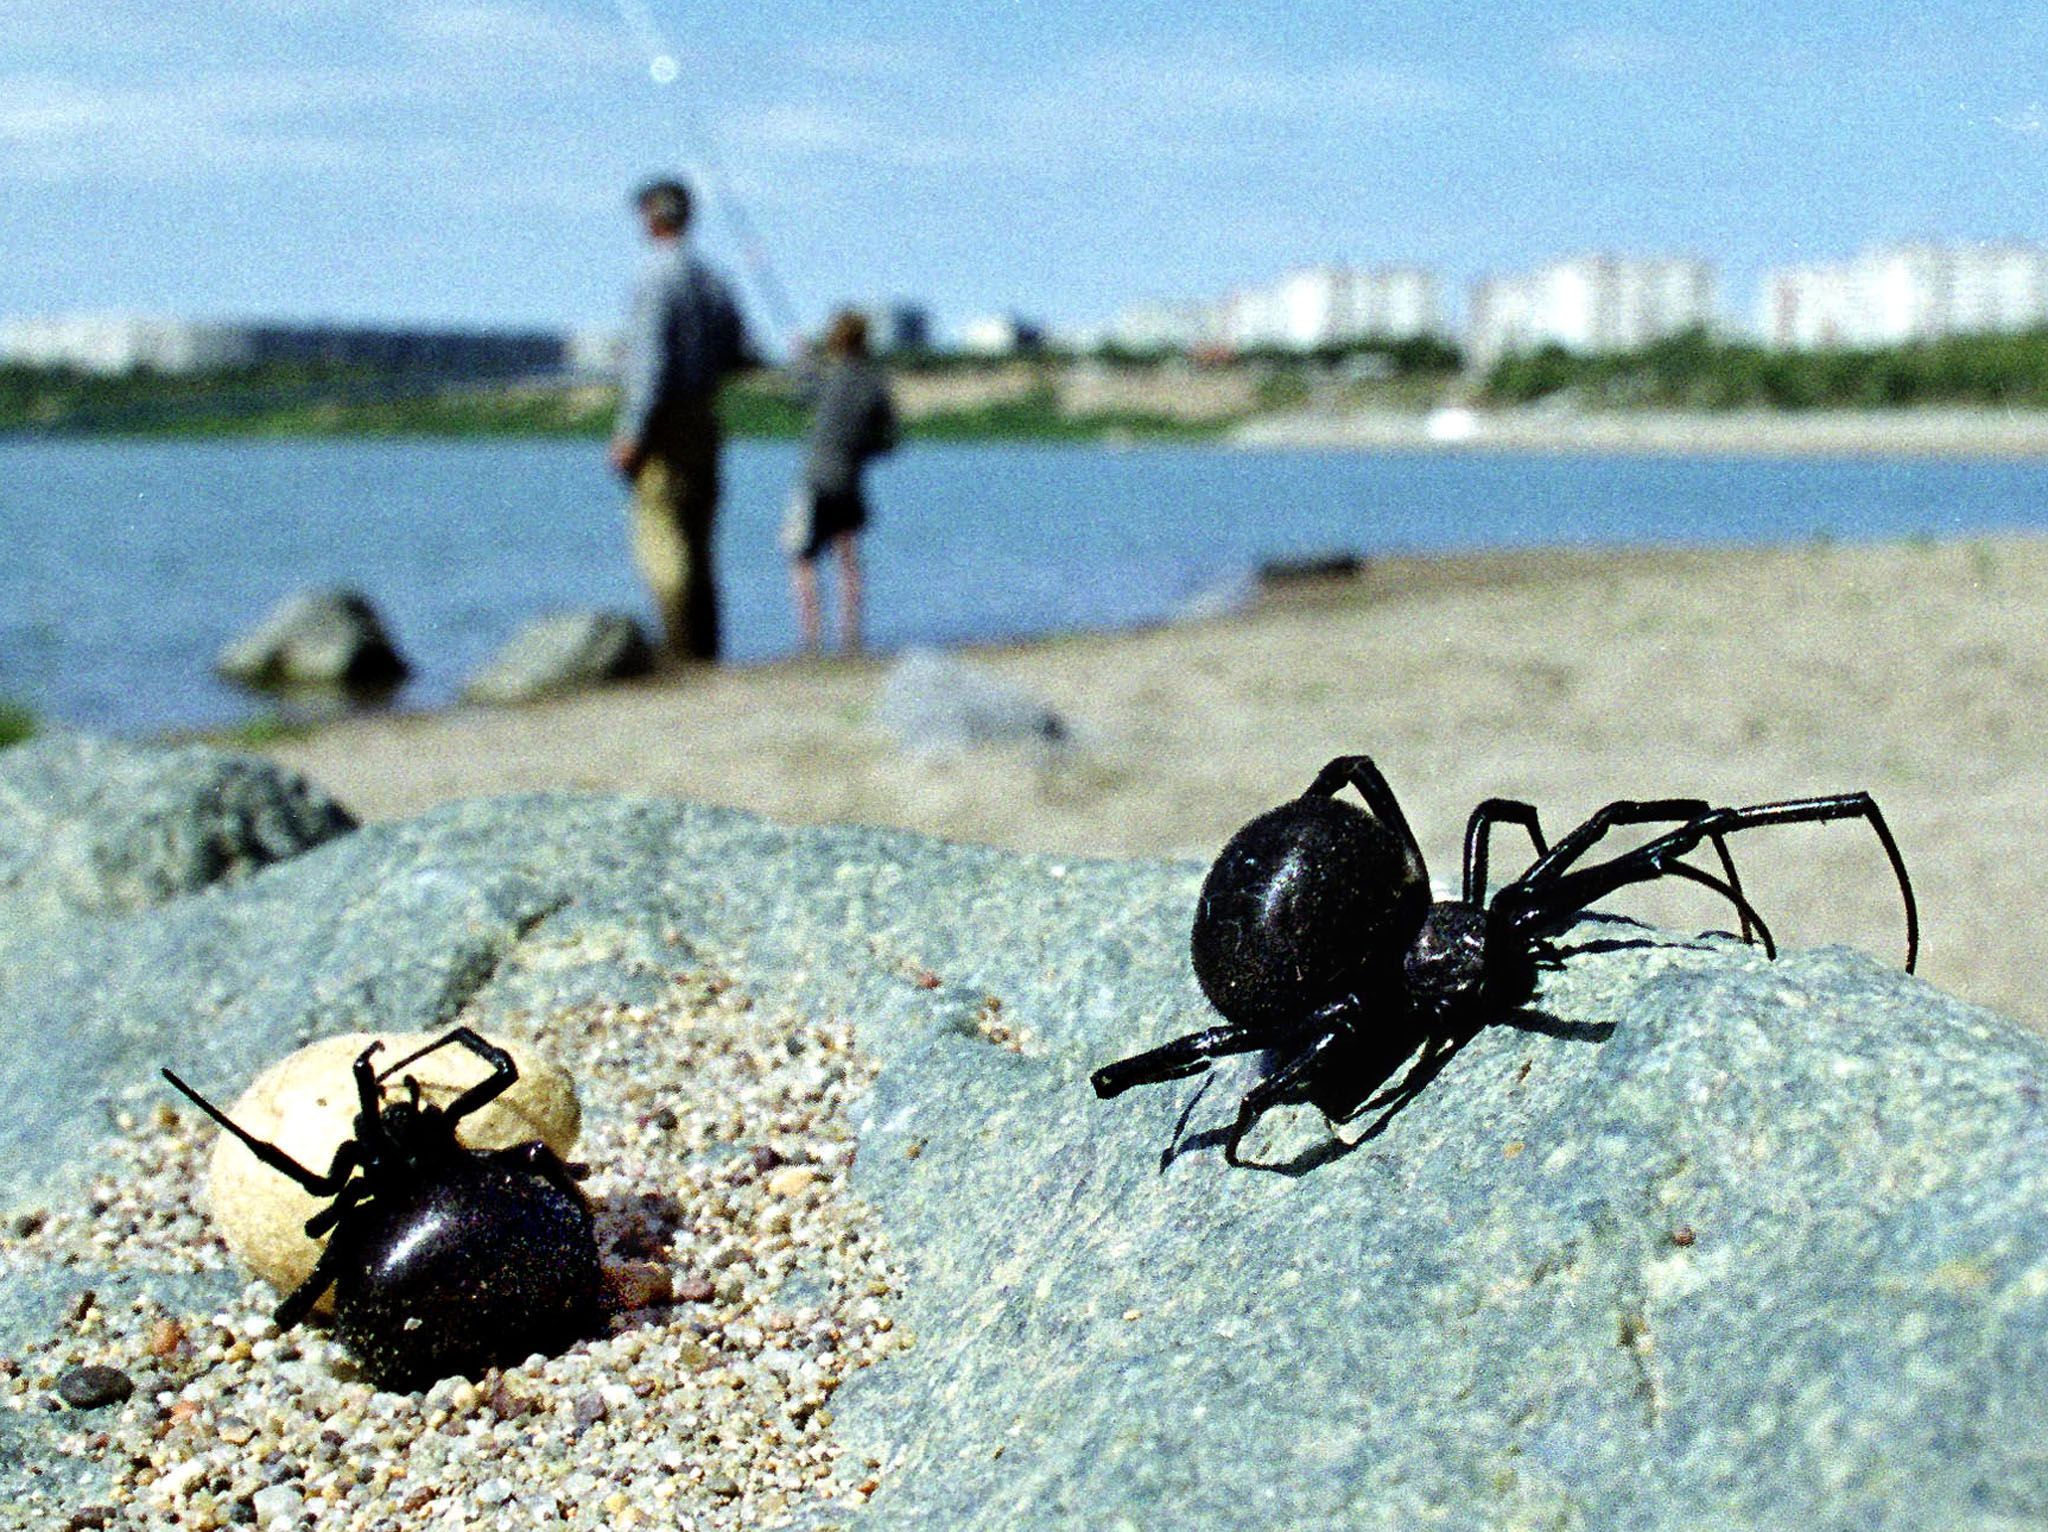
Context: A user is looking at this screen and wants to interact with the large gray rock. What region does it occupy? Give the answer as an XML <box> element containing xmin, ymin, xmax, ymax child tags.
<box><xmin>875</xmin><ymin>648</ymin><xmax>1073</xmax><ymax>753</ymax></box>
<box><xmin>0</xmin><ymin>733</ymin><xmax>354</xmax><ymax>933</ymax></box>
<box><xmin>0</xmin><ymin>779</ymin><xmax>2042</xmax><ymax>1529</ymax></box>
<box><xmin>460</xmin><ymin>611</ymin><xmax>653</xmax><ymax>704</ymax></box>
<box><xmin>215</xmin><ymin>587</ymin><xmax>409</xmax><ymax>692</ymax></box>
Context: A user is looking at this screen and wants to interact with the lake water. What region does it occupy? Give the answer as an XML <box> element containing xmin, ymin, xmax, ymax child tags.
<box><xmin>4</xmin><ymin>437</ymin><xmax>2046</xmax><ymax>736</ymax></box>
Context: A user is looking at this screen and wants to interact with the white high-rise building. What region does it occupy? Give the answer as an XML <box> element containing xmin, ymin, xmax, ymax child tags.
<box><xmin>0</xmin><ymin>314</ymin><xmax>254</xmax><ymax>374</ymax></box>
<box><xmin>1467</xmin><ymin>255</ymin><xmax>1717</xmax><ymax>367</ymax></box>
<box><xmin>1757</xmin><ymin>242</ymin><xmax>2048</xmax><ymax>349</ymax></box>
<box><xmin>1113</xmin><ymin>266</ymin><xmax>1441</xmax><ymax>356</ymax></box>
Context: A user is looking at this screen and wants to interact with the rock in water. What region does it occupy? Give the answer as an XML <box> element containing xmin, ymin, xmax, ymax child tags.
<box><xmin>202</xmin><ymin>1030</ymin><xmax>582</xmax><ymax>1308</ymax></box>
<box><xmin>459</xmin><ymin>612</ymin><xmax>653</xmax><ymax>705</ymax></box>
<box><xmin>2</xmin><ymin>764</ymin><xmax>2047</xmax><ymax>1526</ymax></box>
<box><xmin>874</xmin><ymin>648</ymin><xmax>1072</xmax><ymax>753</ymax></box>
<box><xmin>215</xmin><ymin>588</ymin><xmax>409</xmax><ymax>692</ymax></box>
<box><xmin>0</xmin><ymin>733</ymin><xmax>354</xmax><ymax>928</ymax></box>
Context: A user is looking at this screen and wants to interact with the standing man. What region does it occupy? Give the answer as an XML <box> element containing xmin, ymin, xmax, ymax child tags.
<box><xmin>609</xmin><ymin>177</ymin><xmax>755</xmax><ymax>663</ymax></box>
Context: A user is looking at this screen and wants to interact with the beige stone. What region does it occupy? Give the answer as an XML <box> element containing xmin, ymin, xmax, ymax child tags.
<box><xmin>204</xmin><ymin>1030</ymin><xmax>581</xmax><ymax>1309</ymax></box>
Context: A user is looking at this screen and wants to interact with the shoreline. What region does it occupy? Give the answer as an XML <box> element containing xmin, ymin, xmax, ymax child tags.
<box><xmin>254</xmin><ymin>528</ymin><xmax>2048</xmax><ymax>1027</ymax></box>
<box><xmin>1231</xmin><ymin>405</ymin><xmax>2048</xmax><ymax>459</ymax></box>
<box><xmin>18</xmin><ymin>404</ymin><xmax>2048</xmax><ymax>460</ymax></box>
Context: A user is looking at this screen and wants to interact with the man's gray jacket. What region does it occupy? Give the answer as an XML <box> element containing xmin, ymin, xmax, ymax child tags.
<box><xmin>616</xmin><ymin>243</ymin><xmax>752</xmax><ymax>442</ymax></box>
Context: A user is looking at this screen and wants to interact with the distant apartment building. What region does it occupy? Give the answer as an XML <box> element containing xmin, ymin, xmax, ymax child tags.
<box><xmin>860</xmin><ymin>302</ymin><xmax>932</xmax><ymax>355</ymax></box>
<box><xmin>1758</xmin><ymin>242</ymin><xmax>2048</xmax><ymax>349</ymax></box>
<box><xmin>0</xmin><ymin>314</ymin><xmax>567</xmax><ymax>376</ymax></box>
<box><xmin>564</xmin><ymin>326</ymin><xmax>623</xmax><ymax>377</ymax></box>
<box><xmin>1468</xmin><ymin>254</ymin><xmax>1717</xmax><ymax>368</ymax></box>
<box><xmin>954</xmin><ymin>313</ymin><xmax>1047</xmax><ymax>356</ymax></box>
<box><xmin>0</xmin><ymin>314</ymin><xmax>254</xmax><ymax>374</ymax></box>
<box><xmin>1113</xmin><ymin>266</ymin><xmax>1442</xmax><ymax>357</ymax></box>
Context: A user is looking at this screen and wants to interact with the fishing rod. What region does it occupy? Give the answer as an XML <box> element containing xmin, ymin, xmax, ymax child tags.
<box><xmin>611</xmin><ymin>0</ymin><xmax>805</xmax><ymax>347</ymax></box>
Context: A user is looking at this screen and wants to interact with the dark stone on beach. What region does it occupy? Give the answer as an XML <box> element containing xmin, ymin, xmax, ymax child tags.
<box><xmin>52</xmin><ymin>1366</ymin><xmax>132</xmax><ymax>1410</ymax></box>
<box><xmin>875</xmin><ymin>648</ymin><xmax>1073</xmax><ymax>753</ymax></box>
<box><xmin>215</xmin><ymin>588</ymin><xmax>410</xmax><ymax>693</ymax></box>
<box><xmin>459</xmin><ymin>611</ymin><xmax>653</xmax><ymax>705</ymax></box>
<box><xmin>1</xmin><ymin>749</ymin><xmax>2046</xmax><ymax>1526</ymax></box>
<box><xmin>1257</xmin><ymin>549</ymin><xmax>1366</xmax><ymax>586</ymax></box>
<box><xmin>0</xmin><ymin>734</ymin><xmax>355</xmax><ymax>931</ymax></box>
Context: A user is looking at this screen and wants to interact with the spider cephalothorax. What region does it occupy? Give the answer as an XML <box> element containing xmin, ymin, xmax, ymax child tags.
<box><xmin>164</xmin><ymin>1027</ymin><xmax>605</xmax><ymax>1391</ymax></box>
<box><xmin>1093</xmin><ymin>755</ymin><xmax>1918</xmax><ymax>1166</ymax></box>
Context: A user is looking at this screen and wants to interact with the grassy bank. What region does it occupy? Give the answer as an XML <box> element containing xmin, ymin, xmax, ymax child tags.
<box><xmin>0</xmin><ymin>365</ymin><xmax>1222</xmax><ymax>443</ymax></box>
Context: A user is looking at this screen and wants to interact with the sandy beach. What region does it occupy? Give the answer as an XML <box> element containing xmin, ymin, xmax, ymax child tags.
<box><xmin>263</xmin><ymin>531</ymin><xmax>2048</xmax><ymax>1027</ymax></box>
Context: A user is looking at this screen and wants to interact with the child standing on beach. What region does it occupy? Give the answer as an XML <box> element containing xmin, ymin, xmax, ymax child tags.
<box><xmin>782</xmin><ymin>310</ymin><xmax>898</xmax><ymax>653</ymax></box>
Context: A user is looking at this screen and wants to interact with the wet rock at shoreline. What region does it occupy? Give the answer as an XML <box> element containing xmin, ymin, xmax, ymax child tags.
<box><xmin>875</xmin><ymin>648</ymin><xmax>1073</xmax><ymax>753</ymax></box>
<box><xmin>1</xmin><ymin>746</ymin><xmax>2046</xmax><ymax>1527</ymax></box>
<box><xmin>216</xmin><ymin>588</ymin><xmax>410</xmax><ymax>694</ymax></box>
<box><xmin>459</xmin><ymin>611</ymin><xmax>653</xmax><ymax>705</ymax></box>
<box><xmin>0</xmin><ymin>733</ymin><xmax>355</xmax><ymax>932</ymax></box>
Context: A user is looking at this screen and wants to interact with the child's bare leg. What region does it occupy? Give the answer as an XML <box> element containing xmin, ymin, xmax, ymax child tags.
<box><xmin>835</xmin><ymin>535</ymin><xmax>864</xmax><ymax>654</ymax></box>
<box><xmin>791</xmin><ymin>557</ymin><xmax>822</xmax><ymax>651</ymax></box>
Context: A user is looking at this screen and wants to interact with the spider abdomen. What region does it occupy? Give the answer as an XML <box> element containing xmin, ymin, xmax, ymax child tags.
<box><xmin>1192</xmin><ymin>794</ymin><xmax>1430</xmax><ymax>1030</ymax></box>
<box><xmin>328</xmin><ymin>1148</ymin><xmax>604</xmax><ymax>1392</ymax></box>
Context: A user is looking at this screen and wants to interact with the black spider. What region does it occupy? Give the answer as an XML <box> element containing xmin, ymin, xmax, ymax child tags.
<box><xmin>163</xmin><ymin>1027</ymin><xmax>605</xmax><ymax>1392</ymax></box>
<box><xmin>1091</xmin><ymin>755</ymin><xmax>1919</xmax><ymax>1167</ymax></box>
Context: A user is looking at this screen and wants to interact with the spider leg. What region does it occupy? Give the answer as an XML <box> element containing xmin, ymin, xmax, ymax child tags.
<box><xmin>1462</xmin><ymin>799</ymin><xmax>1549</xmax><ymax>904</ymax></box>
<box><xmin>1093</xmin><ymin>1001</ymin><xmax>1347</xmax><ymax>1099</ymax></box>
<box><xmin>374</xmin><ymin>1026</ymin><xmax>519</xmax><ymax>1126</ymax></box>
<box><xmin>492</xmin><ymin>1140</ymin><xmax>592</xmax><ymax>1197</ymax></box>
<box><xmin>274</xmin><ymin>1227</ymin><xmax>354</xmax><ymax>1331</ymax></box>
<box><xmin>1303</xmin><ymin>755</ymin><xmax>1429</xmax><ymax>886</ymax></box>
<box><xmin>1514</xmin><ymin>798</ymin><xmax>1762</xmax><ymax>947</ymax></box>
<box><xmin>1501</xmin><ymin>795</ymin><xmax>1917</xmax><ymax>971</ymax></box>
<box><xmin>299</xmin><ymin>1143</ymin><xmax>367</xmax><ymax>1239</ymax></box>
<box><xmin>1222</xmin><ymin>1025</ymin><xmax>1354</xmax><ymax>1167</ymax></box>
<box><xmin>1092</xmin><ymin>1024</ymin><xmax>1282</xmax><ymax>1099</ymax></box>
<box><xmin>159</xmin><ymin>1069</ymin><xmax>350</xmax><ymax>1197</ymax></box>
<box><xmin>1657</xmin><ymin>861</ymin><xmax>1777</xmax><ymax>958</ymax></box>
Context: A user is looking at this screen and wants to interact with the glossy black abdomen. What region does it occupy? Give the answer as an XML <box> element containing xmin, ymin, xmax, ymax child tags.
<box><xmin>329</xmin><ymin>1149</ymin><xmax>603</xmax><ymax>1392</ymax></box>
<box><xmin>1191</xmin><ymin>794</ymin><xmax>1430</xmax><ymax>1030</ymax></box>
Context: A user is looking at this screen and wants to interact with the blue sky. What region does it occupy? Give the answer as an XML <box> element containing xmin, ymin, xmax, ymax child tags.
<box><xmin>4</xmin><ymin>1</ymin><xmax>2045</xmax><ymax>342</ymax></box>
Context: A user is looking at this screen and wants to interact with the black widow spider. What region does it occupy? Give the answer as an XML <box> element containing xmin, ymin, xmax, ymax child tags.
<box><xmin>163</xmin><ymin>1027</ymin><xmax>605</xmax><ymax>1392</ymax></box>
<box><xmin>1091</xmin><ymin>756</ymin><xmax>1919</xmax><ymax>1167</ymax></box>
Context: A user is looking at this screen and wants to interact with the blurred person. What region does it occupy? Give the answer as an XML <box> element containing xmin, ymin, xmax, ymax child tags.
<box><xmin>781</xmin><ymin>309</ymin><xmax>898</xmax><ymax>653</ymax></box>
<box><xmin>609</xmin><ymin>177</ymin><xmax>755</xmax><ymax>662</ymax></box>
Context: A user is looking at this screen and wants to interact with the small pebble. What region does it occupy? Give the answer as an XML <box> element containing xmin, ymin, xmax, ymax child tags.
<box><xmin>675</xmin><ymin>1275</ymin><xmax>718</xmax><ymax>1304</ymax></box>
<box><xmin>768</xmin><ymin>1165</ymin><xmax>819</xmax><ymax>1198</ymax></box>
<box><xmin>55</xmin><ymin>1364</ymin><xmax>134</xmax><ymax>1409</ymax></box>
<box><xmin>250</xmin><ymin>1484</ymin><xmax>303</xmax><ymax>1525</ymax></box>
<box><xmin>606</xmin><ymin>1259</ymin><xmax>675</xmax><ymax>1310</ymax></box>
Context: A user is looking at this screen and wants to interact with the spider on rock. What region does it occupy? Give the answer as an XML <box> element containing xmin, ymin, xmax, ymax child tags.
<box><xmin>164</xmin><ymin>1028</ymin><xmax>605</xmax><ymax>1391</ymax></box>
<box><xmin>1091</xmin><ymin>755</ymin><xmax>1919</xmax><ymax>1167</ymax></box>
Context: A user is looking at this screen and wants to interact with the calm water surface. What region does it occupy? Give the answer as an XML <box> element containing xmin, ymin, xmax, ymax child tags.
<box><xmin>3</xmin><ymin>437</ymin><xmax>2044</xmax><ymax>735</ymax></box>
